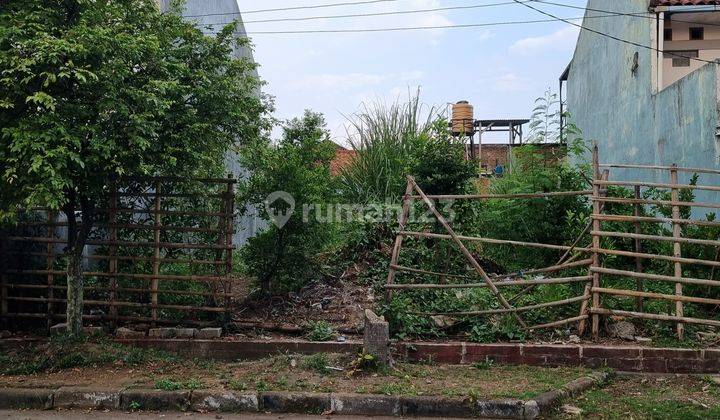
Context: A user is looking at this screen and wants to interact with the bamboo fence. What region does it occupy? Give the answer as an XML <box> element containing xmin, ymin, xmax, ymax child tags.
<box><xmin>0</xmin><ymin>176</ymin><xmax>236</xmax><ymax>330</ymax></box>
<box><xmin>385</xmin><ymin>143</ymin><xmax>720</xmax><ymax>338</ymax></box>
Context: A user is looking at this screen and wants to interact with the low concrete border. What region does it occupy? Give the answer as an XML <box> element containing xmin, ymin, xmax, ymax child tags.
<box><xmin>1</xmin><ymin>338</ymin><xmax>716</xmax><ymax>373</ymax></box>
<box><xmin>0</xmin><ymin>373</ymin><xmax>610</xmax><ymax>419</ymax></box>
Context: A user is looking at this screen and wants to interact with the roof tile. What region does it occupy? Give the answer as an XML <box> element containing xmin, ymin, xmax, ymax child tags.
<box><xmin>651</xmin><ymin>0</ymin><xmax>720</xmax><ymax>7</ymax></box>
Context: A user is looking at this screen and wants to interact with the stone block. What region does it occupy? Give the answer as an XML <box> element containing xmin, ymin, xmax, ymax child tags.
<box><xmin>49</xmin><ymin>323</ymin><xmax>67</xmax><ymax>335</ymax></box>
<box><xmin>174</xmin><ymin>328</ymin><xmax>197</xmax><ymax>339</ymax></box>
<box><xmin>115</xmin><ymin>327</ymin><xmax>145</xmax><ymax>339</ymax></box>
<box><xmin>196</xmin><ymin>328</ymin><xmax>222</xmax><ymax>339</ymax></box>
<box><xmin>363</xmin><ymin>309</ymin><xmax>390</xmax><ymax>364</ymax></box>
<box><xmin>475</xmin><ymin>399</ymin><xmax>526</xmax><ymax>419</ymax></box>
<box><xmin>401</xmin><ymin>395</ymin><xmax>475</xmax><ymax>417</ymax></box>
<box><xmin>148</xmin><ymin>328</ymin><xmax>175</xmax><ymax>338</ymax></box>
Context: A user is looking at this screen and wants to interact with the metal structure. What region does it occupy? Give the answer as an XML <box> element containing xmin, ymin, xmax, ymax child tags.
<box><xmin>0</xmin><ymin>177</ymin><xmax>236</xmax><ymax>330</ymax></box>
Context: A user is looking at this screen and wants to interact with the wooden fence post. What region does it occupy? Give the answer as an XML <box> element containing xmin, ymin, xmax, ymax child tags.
<box><xmin>670</xmin><ymin>165</ymin><xmax>684</xmax><ymax>340</ymax></box>
<box><xmin>385</xmin><ymin>178</ymin><xmax>414</xmax><ymax>302</ymax></box>
<box><xmin>634</xmin><ymin>185</ymin><xmax>644</xmax><ymax>312</ymax></box>
<box><xmin>590</xmin><ymin>143</ymin><xmax>602</xmax><ymax>337</ymax></box>
<box><xmin>46</xmin><ymin>211</ymin><xmax>57</xmax><ymax>331</ymax></box>
<box><xmin>151</xmin><ymin>181</ymin><xmax>162</xmax><ymax>325</ymax></box>
<box><xmin>108</xmin><ymin>181</ymin><xmax>118</xmax><ymax>327</ymax></box>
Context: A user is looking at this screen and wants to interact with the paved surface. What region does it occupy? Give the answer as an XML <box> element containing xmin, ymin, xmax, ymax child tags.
<box><xmin>0</xmin><ymin>411</ymin><xmax>461</xmax><ymax>420</ymax></box>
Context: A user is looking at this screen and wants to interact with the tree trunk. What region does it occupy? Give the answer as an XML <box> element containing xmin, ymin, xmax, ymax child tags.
<box><xmin>66</xmin><ymin>251</ymin><xmax>84</xmax><ymax>335</ymax></box>
<box><xmin>63</xmin><ymin>192</ymin><xmax>94</xmax><ymax>336</ymax></box>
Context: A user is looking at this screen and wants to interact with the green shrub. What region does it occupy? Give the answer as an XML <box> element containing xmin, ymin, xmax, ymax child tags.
<box><xmin>239</xmin><ymin>111</ymin><xmax>339</xmax><ymax>294</ymax></box>
<box><xmin>302</xmin><ymin>353</ymin><xmax>330</xmax><ymax>375</ymax></box>
<box><xmin>305</xmin><ymin>321</ymin><xmax>335</xmax><ymax>342</ymax></box>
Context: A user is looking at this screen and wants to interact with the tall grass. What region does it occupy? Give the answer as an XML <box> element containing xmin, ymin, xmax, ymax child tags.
<box><xmin>340</xmin><ymin>90</ymin><xmax>438</xmax><ymax>203</ymax></box>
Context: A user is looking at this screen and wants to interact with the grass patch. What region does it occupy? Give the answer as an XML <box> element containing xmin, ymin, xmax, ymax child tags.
<box><xmin>0</xmin><ymin>335</ymin><xmax>176</xmax><ymax>375</ymax></box>
<box><xmin>565</xmin><ymin>375</ymin><xmax>720</xmax><ymax>419</ymax></box>
<box><xmin>155</xmin><ymin>377</ymin><xmax>205</xmax><ymax>391</ymax></box>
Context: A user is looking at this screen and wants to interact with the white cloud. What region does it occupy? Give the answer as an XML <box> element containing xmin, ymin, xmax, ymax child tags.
<box><xmin>509</xmin><ymin>26</ymin><xmax>580</xmax><ymax>55</ymax></box>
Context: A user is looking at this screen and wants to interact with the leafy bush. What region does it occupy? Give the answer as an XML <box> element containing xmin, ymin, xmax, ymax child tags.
<box><xmin>239</xmin><ymin>111</ymin><xmax>339</xmax><ymax>294</ymax></box>
<box><xmin>306</xmin><ymin>320</ymin><xmax>335</xmax><ymax>342</ymax></box>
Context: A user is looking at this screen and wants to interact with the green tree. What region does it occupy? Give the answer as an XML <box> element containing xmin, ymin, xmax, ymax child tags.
<box><xmin>0</xmin><ymin>0</ymin><xmax>269</xmax><ymax>334</ymax></box>
<box><xmin>239</xmin><ymin>111</ymin><xmax>338</xmax><ymax>294</ymax></box>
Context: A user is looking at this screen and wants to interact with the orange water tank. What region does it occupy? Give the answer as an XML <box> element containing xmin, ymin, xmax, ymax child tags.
<box><xmin>451</xmin><ymin>101</ymin><xmax>474</xmax><ymax>136</ymax></box>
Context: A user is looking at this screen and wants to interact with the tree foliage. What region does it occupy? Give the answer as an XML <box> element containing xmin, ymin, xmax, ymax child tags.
<box><xmin>239</xmin><ymin>111</ymin><xmax>338</xmax><ymax>294</ymax></box>
<box><xmin>0</xmin><ymin>0</ymin><xmax>269</xmax><ymax>333</ymax></box>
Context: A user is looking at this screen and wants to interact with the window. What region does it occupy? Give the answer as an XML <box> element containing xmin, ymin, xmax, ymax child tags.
<box><xmin>670</xmin><ymin>50</ymin><xmax>699</xmax><ymax>67</ymax></box>
<box><xmin>690</xmin><ymin>27</ymin><xmax>704</xmax><ymax>40</ymax></box>
<box><xmin>664</xmin><ymin>28</ymin><xmax>673</xmax><ymax>41</ymax></box>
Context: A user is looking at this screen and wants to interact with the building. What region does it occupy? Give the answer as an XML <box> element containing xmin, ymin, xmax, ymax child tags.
<box><xmin>562</xmin><ymin>0</ymin><xmax>720</xmax><ymax>204</ymax></box>
<box><xmin>157</xmin><ymin>0</ymin><xmax>264</xmax><ymax>245</ymax></box>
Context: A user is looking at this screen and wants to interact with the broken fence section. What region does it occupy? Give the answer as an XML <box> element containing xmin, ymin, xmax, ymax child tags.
<box><xmin>386</xmin><ymin>143</ymin><xmax>720</xmax><ymax>339</ymax></box>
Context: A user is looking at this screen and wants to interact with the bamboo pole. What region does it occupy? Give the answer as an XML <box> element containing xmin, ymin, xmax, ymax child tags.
<box><xmin>591</xmin><ymin>267</ymin><xmax>720</xmax><ymax>287</ymax></box>
<box><xmin>528</xmin><ymin>315</ymin><xmax>589</xmax><ymax>331</ymax></box>
<box><xmin>592</xmin><ymin>287</ymin><xmax>720</xmax><ymax>306</ymax></box>
<box><xmin>4</xmin><ymin>297</ymin><xmax>226</xmax><ymax>312</ymax></box>
<box><xmin>592</xmin><ymin>248</ymin><xmax>720</xmax><ymax>268</ymax></box>
<box><xmin>151</xmin><ymin>181</ymin><xmax>162</xmax><ymax>325</ymax></box>
<box><xmin>591</xmin><ymin>308</ymin><xmax>720</xmax><ymax>328</ymax></box>
<box><xmin>385</xmin><ymin>179</ymin><xmax>414</xmax><ymax>302</ymax></box>
<box><xmin>598</xmin><ymin>163</ymin><xmax>720</xmax><ymax>175</ymax></box>
<box><xmin>412</xmin><ymin>295</ymin><xmax>588</xmax><ymax>316</ymax></box>
<box><xmin>590</xmin><ymin>231</ymin><xmax>720</xmax><ymax>248</ymax></box>
<box><xmin>593</xmin><ymin>196</ymin><xmax>720</xmax><ymax>210</ymax></box>
<box><xmin>400</xmin><ymin>231</ymin><xmax>591</xmax><ymax>253</ymax></box>
<box><xmin>594</xmin><ymin>179</ymin><xmax>720</xmax><ymax>193</ymax></box>
<box><xmin>385</xmin><ymin>276</ymin><xmax>591</xmax><ymax>290</ymax></box>
<box><xmin>3</xmin><ymin>269</ymin><xmax>227</xmax><ymax>282</ymax></box>
<box><xmin>409</xmin><ymin>190</ymin><xmax>592</xmax><ymax>200</ymax></box>
<box><xmin>390</xmin><ymin>259</ymin><xmax>592</xmax><ymax>282</ymax></box>
<box><xmin>5</xmin><ymin>237</ymin><xmax>233</xmax><ymax>250</ymax></box>
<box><xmin>634</xmin><ymin>185</ymin><xmax>644</xmax><ymax>312</ymax></box>
<box><xmin>587</xmin><ymin>144</ymin><xmax>602</xmax><ymax>338</ymax></box>
<box><xmin>408</xmin><ymin>176</ymin><xmax>527</xmax><ymax>328</ymax></box>
<box><xmin>591</xmin><ymin>214</ymin><xmax>720</xmax><ymax>228</ymax></box>
<box><xmin>670</xmin><ymin>165</ymin><xmax>684</xmax><ymax>340</ymax></box>
<box><xmin>8</xmin><ymin>283</ymin><xmax>229</xmax><ymax>298</ymax></box>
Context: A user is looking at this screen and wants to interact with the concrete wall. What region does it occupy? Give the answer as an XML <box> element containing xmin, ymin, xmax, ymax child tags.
<box><xmin>158</xmin><ymin>0</ymin><xmax>265</xmax><ymax>245</ymax></box>
<box><xmin>566</xmin><ymin>0</ymin><xmax>720</xmax><ymax>210</ymax></box>
<box><xmin>663</xmin><ymin>12</ymin><xmax>720</xmax><ymax>87</ymax></box>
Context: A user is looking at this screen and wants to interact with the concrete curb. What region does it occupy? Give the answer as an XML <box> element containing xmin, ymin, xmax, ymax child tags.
<box><xmin>528</xmin><ymin>371</ymin><xmax>613</xmax><ymax>413</ymax></box>
<box><xmin>0</xmin><ymin>374</ymin><xmax>610</xmax><ymax>418</ymax></box>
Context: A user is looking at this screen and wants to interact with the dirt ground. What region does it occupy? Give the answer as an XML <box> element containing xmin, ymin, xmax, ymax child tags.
<box><xmin>0</xmin><ymin>340</ymin><xmax>591</xmax><ymax>399</ymax></box>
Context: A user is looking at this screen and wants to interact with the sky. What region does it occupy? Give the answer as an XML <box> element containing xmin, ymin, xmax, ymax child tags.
<box><xmin>235</xmin><ymin>0</ymin><xmax>589</xmax><ymax>144</ymax></box>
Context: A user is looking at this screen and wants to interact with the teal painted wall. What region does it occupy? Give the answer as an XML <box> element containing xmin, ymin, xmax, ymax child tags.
<box><xmin>566</xmin><ymin>0</ymin><xmax>720</xmax><ymax>209</ymax></box>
